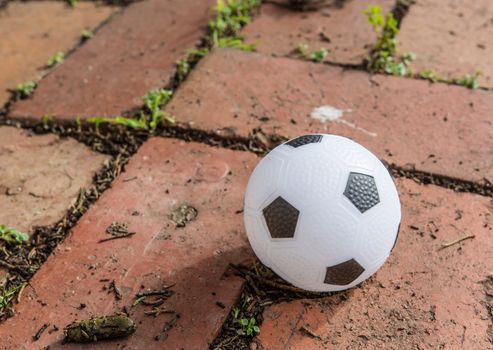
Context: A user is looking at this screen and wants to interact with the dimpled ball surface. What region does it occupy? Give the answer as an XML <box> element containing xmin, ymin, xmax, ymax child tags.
<box><xmin>244</xmin><ymin>134</ymin><xmax>401</xmax><ymax>292</ymax></box>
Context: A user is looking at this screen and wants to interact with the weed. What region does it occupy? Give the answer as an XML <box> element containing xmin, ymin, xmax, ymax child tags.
<box><xmin>75</xmin><ymin>116</ymin><xmax>82</xmax><ymax>131</ymax></box>
<box><xmin>241</xmin><ymin>293</ymin><xmax>252</xmax><ymax>308</ymax></box>
<box><xmin>217</xmin><ymin>37</ymin><xmax>256</xmax><ymax>51</ymax></box>
<box><xmin>88</xmin><ymin>89</ymin><xmax>174</xmax><ymax>132</ymax></box>
<box><xmin>364</xmin><ymin>4</ymin><xmax>479</xmax><ymax>87</ymax></box>
<box><xmin>174</xmin><ymin>48</ymin><xmax>210</xmax><ymax>85</ymax></box>
<box><xmin>419</xmin><ymin>69</ymin><xmax>442</xmax><ymax>83</ymax></box>
<box><xmin>364</xmin><ymin>4</ymin><xmax>480</xmax><ymax>87</ymax></box>
<box><xmin>208</xmin><ymin>0</ymin><xmax>261</xmax><ymax>51</ymax></box>
<box><xmin>239</xmin><ymin>317</ymin><xmax>260</xmax><ymax>336</ymax></box>
<box><xmin>310</xmin><ymin>48</ymin><xmax>328</xmax><ymax>63</ymax></box>
<box><xmin>363</xmin><ymin>5</ymin><xmax>414</xmax><ymax>76</ymax></box>
<box><xmin>143</xmin><ymin>89</ymin><xmax>174</xmax><ymax>129</ymax></box>
<box><xmin>176</xmin><ymin>59</ymin><xmax>190</xmax><ymax>82</ymax></box>
<box><xmin>0</xmin><ymin>283</ymin><xmax>25</xmax><ymax>311</ymax></box>
<box><xmin>81</xmin><ymin>30</ymin><xmax>93</xmax><ymax>40</ymax></box>
<box><xmin>454</xmin><ymin>71</ymin><xmax>480</xmax><ymax>89</ymax></box>
<box><xmin>187</xmin><ymin>47</ymin><xmax>209</xmax><ymax>58</ymax></box>
<box><xmin>365</xmin><ymin>4</ymin><xmax>387</xmax><ymax>32</ymax></box>
<box><xmin>420</xmin><ymin>69</ymin><xmax>481</xmax><ymax>89</ymax></box>
<box><xmin>295</xmin><ymin>43</ymin><xmax>309</xmax><ymax>58</ymax></box>
<box><xmin>47</xmin><ymin>52</ymin><xmax>65</xmax><ymax>68</ymax></box>
<box><xmin>229</xmin><ymin>292</ymin><xmax>261</xmax><ymax>337</ymax></box>
<box><xmin>16</xmin><ymin>81</ymin><xmax>36</xmax><ymax>98</ymax></box>
<box><xmin>67</xmin><ymin>0</ymin><xmax>77</xmax><ymax>7</ymax></box>
<box><xmin>364</xmin><ymin>5</ymin><xmax>397</xmax><ymax>68</ymax></box>
<box><xmin>132</xmin><ymin>296</ymin><xmax>145</xmax><ymax>306</ymax></box>
<box><xmin>90</xmin><ymin>116</ymin><xmax>148</xmax><ymax>131</ymax></box>
<box><xmin>41</xmin><ymin>115</ymin><xmax>52</xmax><ymax>126</ymax></box>
<box><xmin>294</xmin><ymin>44</ymin><xmax>328</xmax><ymax>63</ymax></box>
<box><xmin>169</xmin><ymin>0</ymin><xmax>260</xmax><ymax>87</ymax></box>
<box><xmin>383</xmin><ymin>52</ymin><xmax>415</xmax><ymax>76</ymax></box>
<box><xmin>0</xmin><ymin>225</ymin><xmax>28</xmax><ymax>245</ymax></box>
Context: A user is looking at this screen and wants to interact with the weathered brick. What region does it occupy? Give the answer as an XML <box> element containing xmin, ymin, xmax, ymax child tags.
<box><xmin>398</xmin><ymin>0</ymin><xmax>493</xmax><ymax>88</ymax></box>
<box><xmin>9</xmin><ymin>0</ymin><xmax>215</xmax><ymax>122</ymax></box>
<box><xmin>0</xmin><ymin>138</ymin><xmax>257</xmax><ymax>349</ymax></box>
<box><xmin>242</xmin><ymin>0</ymin><xmax>393</xmax><ymax>65</ymax></box>
<box><xmin>0</xmin><ymin>1</ymin><xmax>117</xmax><ymax>106</ymax></box>
<box><xmin>255</xmin><ymin>179</ymin><xmax>493</xmax><ymax>350</ymax></box>
<box><xmin>0</xmin><ymin>127</ymin><xmax>109</xmax><ymax>233</ymax></box>
<box><xmin>165</xmin><ymin>49</ymin><xmax>493</xmax><ymax>183</ymax></box>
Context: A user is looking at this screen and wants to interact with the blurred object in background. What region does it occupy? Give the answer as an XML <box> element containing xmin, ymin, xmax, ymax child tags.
<box><xmin>289</xmin><ymin>0</ymin><xmax>327</xmax><ymax>11</ymax></box>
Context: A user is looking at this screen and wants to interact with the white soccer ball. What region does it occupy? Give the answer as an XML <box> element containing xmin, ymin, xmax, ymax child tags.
<box><xmin>244</xmin><ymin>134</ymin><xmax>401</xmax><ymax>292</ymax></box>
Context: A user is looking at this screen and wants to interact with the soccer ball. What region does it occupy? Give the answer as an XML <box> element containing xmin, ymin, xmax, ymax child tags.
<box><xmin>244</xmin><ymin>134</ymin><xmax>401</xmax><ymax>292</ymax></box>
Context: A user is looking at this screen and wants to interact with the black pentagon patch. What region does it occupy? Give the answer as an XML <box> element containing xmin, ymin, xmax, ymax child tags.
<box><xmin>285</xmin><ymin>134</ymin><xmax>322</xmax><ymax>148</ymax></box>
<box><xmin>263</xmin><ymin>196</ymin><xmax>299</xmax><ymax>239</ymax></box>
<box><xmin>343</xmin><ymin>172</ymin><xmax>380</xmax><ymax>213</ymax></box>
<box><xmin>324</xmin><ymin>259</ymin><xmax>365</xmax><ymax>285</ymax></box>
<box><xmin>391</xmin><ymin>222</ymin><xmax>401</xmax><ymax>252</ymax></box>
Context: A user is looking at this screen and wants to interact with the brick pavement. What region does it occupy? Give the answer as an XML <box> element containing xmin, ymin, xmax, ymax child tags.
<box><xmin>0</xmin><ymin>138</ymin><xmax>257</xmax><ymax>349</ymax></box>
<box><xmin>166</xmin><ymin>48</ymin><xmax>493</xmax><ymax>184</ymax></box>
<box><xmin>0</xmin><ymin>0</ymin><xmax>117</xmax><ymax>106</ymax></box>
<box><xmin>0</xmin><ymin>127</ymin><xmax>109</xmax><ymax>234</ymax></box>
<box><xmin>1</xmin><ymin>1</ymin><xmax>492</xmax><ymax>349</ymax></box>
<box><xmin>398</xmin><ymin>0</ymin><xmax>493</xmax><ymax>89</ymax></box>
<box><xmin>9</xmin><ymin>0</ymin><xmax>215</xmax><ymax>122</ymax></box>
<box><xmin>255</xmin><ymin>179</ymin><xmax>493</xmax><ymax>349</ymax></box>
<box><xmin>242</xmin><ymin>0</ymin><xmax>393</xmax><ymax>65</ymax></box>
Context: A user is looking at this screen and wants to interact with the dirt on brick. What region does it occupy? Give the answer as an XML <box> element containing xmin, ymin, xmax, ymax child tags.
<box><xmin>169</xmin><ymin>204</ymin><xmax>198</xmax><ymax>228</ymax></box>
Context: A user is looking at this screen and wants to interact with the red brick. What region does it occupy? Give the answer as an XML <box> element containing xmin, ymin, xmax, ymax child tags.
<box><xmin>242</xmin><ymin>0</ymin><xmax>393</xmax><ymax>65</ymax></box>
<box><xmin>0</xmin><ymin>126</ymin><xmax>109</xmax><ymax>233</ymax></box>
<box><xmin>0</xmin><ymin>138</ymin><xmax>257</xmax><ymax>349</ymax></box>
<box><xmin>166</xmin><ymin>49</ymin><xmax>493</xmax><ymax>184</ymax></box>
<box><xmin>398</xmin><ymin>0</ymin><xmax>493</xmax><ymax>88</ymax></box>
<box><xmin>0</xmin><ymin>1</ymin><xmax>117</xmax><ymax>106</ymax></box>
<box><xmin>9</xmin><ymin>0</ymin><xmax>214</xmax><ymax>122</ymax></box>
<box><xmin>256</xmin><ymin>179</ymin><xmax>493</xmax><ymax>350</ymax></box>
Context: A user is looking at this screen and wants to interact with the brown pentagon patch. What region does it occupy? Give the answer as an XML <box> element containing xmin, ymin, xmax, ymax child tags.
<box><xmin>324</xmin><ymin>258</ymin><xmax>365</xmax><ymax>285</ymax></box>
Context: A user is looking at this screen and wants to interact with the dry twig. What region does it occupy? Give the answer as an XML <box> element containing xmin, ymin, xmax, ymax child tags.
<box><xmin>440</xmin><ymin>234</ymin><xmax>475</xmax><ymax>250</ymax></box>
